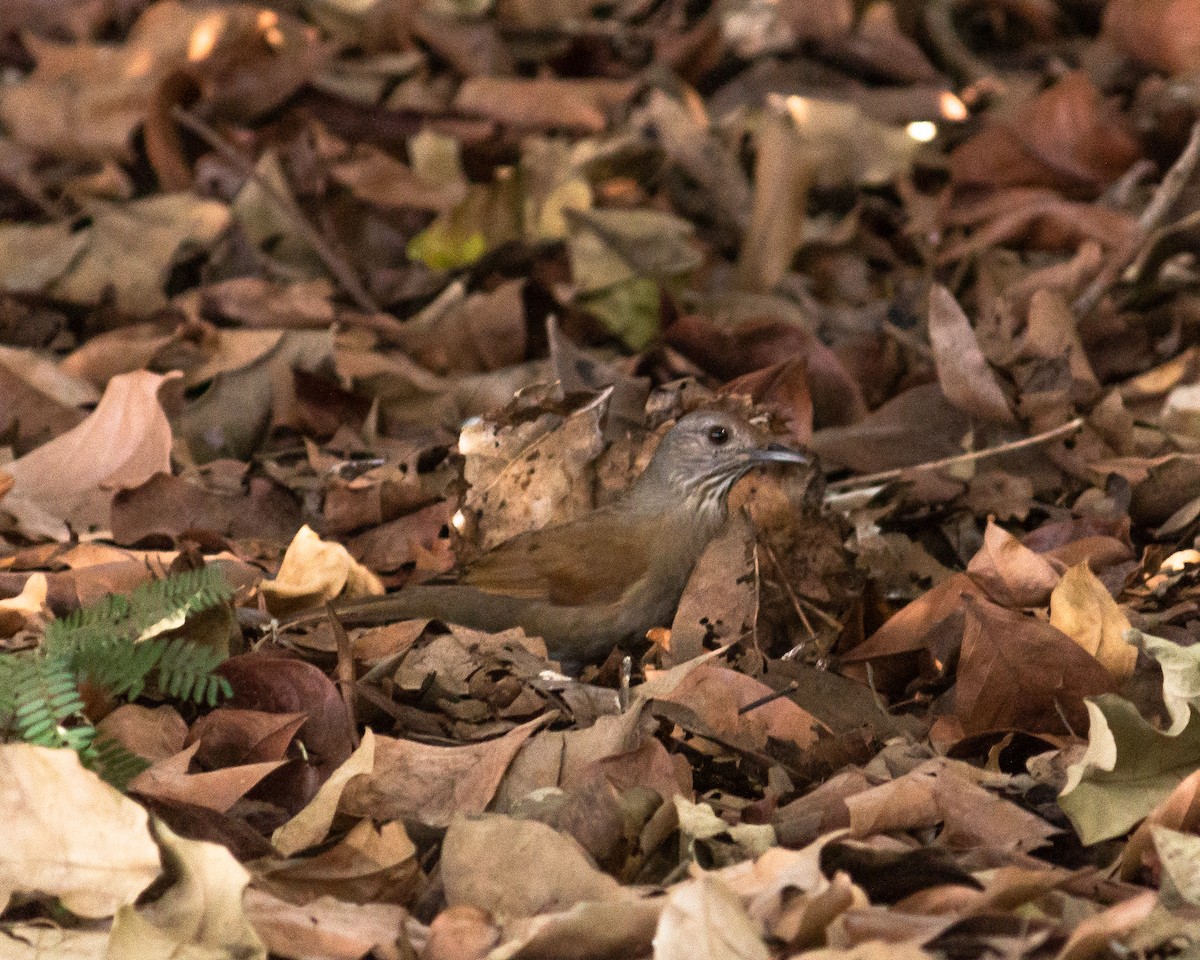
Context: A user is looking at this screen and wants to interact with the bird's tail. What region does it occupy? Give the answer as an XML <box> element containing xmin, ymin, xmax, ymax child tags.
<box><xmin>274</xmin><ymin>583</ymin><xmax>528</xmax><ymax>635</ymax></box>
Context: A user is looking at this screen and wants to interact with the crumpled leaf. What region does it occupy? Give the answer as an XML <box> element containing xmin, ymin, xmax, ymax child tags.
<box><xmin>1139</xmin><ymin>629</ymin><xmax>1200</xmax><ymax>735</ymax></box>
<box><xmin>339</xmin><ymin>715</ymin><xmax>547</xmax><ymax>828</ymax></box>
<box><xmin>273</xmin><ymin>728</ymin><xmax>376</xmax><ymax>856</ymax></box>
<box><xmin>1060</xmin><ymin>694</ymin><xmax>1200</xmax><ymax>844</ymax></box>
<box><xmin>260</xmin><ymin>525</ymin><xmax>385</xmax><ymax>617</ymax></box>
<box><xmin>654</xmin><ymin>874</ymin><xmax>769</xmax><ymax>960</ymax></box>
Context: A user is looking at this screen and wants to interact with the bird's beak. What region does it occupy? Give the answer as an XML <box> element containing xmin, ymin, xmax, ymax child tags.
<box><xmin>749</xmin><ymin>442</ymin><xmax>808</xmax><ymax>466</ymax></box>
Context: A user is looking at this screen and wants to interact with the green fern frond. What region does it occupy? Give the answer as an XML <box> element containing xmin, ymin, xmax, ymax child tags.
<box><xmin>45</xmin><ymin>565</ymin><xmax>234</xmax><ymax>653</ymax></box>
<box><xmin>8</xmin><ymin>654</ymin><xmax>89</xmax><ymax>749</ymax></box>
<box><xmin>84</xmin><ymin>736</ymin><xmax>151</xmax><ymax>791</ymax></box>
<box><xmin>0</xmin><ymin>565</ymin><xmax>236</xmax><ymax>789</ymax></box>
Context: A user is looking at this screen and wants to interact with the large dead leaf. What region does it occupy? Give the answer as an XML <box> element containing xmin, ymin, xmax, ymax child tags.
<box><xmin>107</xmin><ymin>821</ymin><xmax>265</xmax><ymax>960</ymax></box>
<box><xmin>0</xmin><ymin>744</ymin><xmax>161</xmax><ymax>919</ymax></box>
<box><xmin>951</xmin><ymin>596</ymin><xmax>1115</xmax><ymax>737</ymax></box>
<box><xmin>3</xmin><ymin>370</ymin><xmax>181</xmax><ymax>539</ymax></box>
<box><xmin>339</xmin><ymin>715</ymin><xmax>547</xmax><ymax>828</ymax></box>
<box><xmin>441</xmin><ymin>814</ymin><xmax>630</xmax><ymax>917</ymax></box>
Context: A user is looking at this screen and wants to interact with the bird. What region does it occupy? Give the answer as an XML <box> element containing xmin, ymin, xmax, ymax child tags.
<box><xmin>283</xmin><ymin>409</ymin><xmax>809</xmax><ymax>664</ymax></box>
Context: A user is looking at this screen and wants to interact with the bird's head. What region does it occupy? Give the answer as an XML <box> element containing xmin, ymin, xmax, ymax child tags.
<box><xmin>634</xmin><ymin>409</ymin><xmax>809</xmax><ymax>518</ymax></box>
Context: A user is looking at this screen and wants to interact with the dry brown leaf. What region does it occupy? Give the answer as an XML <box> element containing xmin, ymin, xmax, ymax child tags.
<box><xmin>966</xmin><ymin>519</ymin><xmax>1062</xmax><ymax>608</ymax></box>
<box><xmin>260</xmin><ymin>525</ymin><xmax>385</xmax><ymax>617</ymax></box>
<box><xmin>441</xmin><ymin>814</ymin><xmax>629</xmax><ymax>917</ymax></box>
<box><xmin>454</xmin><ymin>77</ymin><xmax>634</xmax><ymax>133</ymax></box>
<box><xmin>926</xmin><ymin>285</ymin><xmax>1016</xmax><ymax>425</ymax></box>
<box><xmin>669</xmin><ymin>513</ymin><xmax>758</xmax><ymax>664</ymax></box>
<box><xmin>949</xmin><ymin>72</ymin><xmax>1139</xmax><ymax>194</ymax></box>
<box><xmin>257</xmin><ymin>818</ymin><xmax>419</xmax><ymax>905</ymax></box>
<box><xmin>273</xmin><ymin>729</ymin><xmax>376</xmax><ymax>856</ymax></box>
<box><xmin>0</xmin><ymin>744</ymin><xmax>161</xmax><ymax>919</ymax></box>
<box><xmin>952</xmin><ymin>597</ymin><xmax>1116</xmax><ymax>736</ymax></box>
<box><xmin>655</xmin><ymin>663</ymin><xmax>820</xmax><ymax>750</ymax></box>
<box><xmin>340</xmin><ymin>715</ymin><xmax>547</xmax><ymax>828</ymax></box>
<box><xmin>97</xmin><ymin>704</ymin><xmax>189</xmax><ymax>763</ymax></box>
<box><xmin>3</xmin><ymin>369</ymin><xmax>181</xmax><ymax>538</ymax></box>
<box><xmin>0</xmin><ymin>571</ymin><xmax>48</xmax><ymax>637</ymax></box>
<box><xmin>1048</xmin><ymin>563</ymin><xmax>1137</xmax><ymax>680</ymax></box>
<box><xmin>129</xmin><ymin>741</ymin><xmax>285</xmax><ymax>813</ymax></box>
<box><xmin>845</xmin><ymin>757</ymin><xmax>1057</xmax><ymax>852</ymax></box>
<box><xmin>188</xmin><ymin>708</ymin><xmax>307</xmax><ymax>769</ymax></box>
<box><xmin>243</xmin><ymin>889</ymin><xmax>419</xmax><ymax>960</ymax></box>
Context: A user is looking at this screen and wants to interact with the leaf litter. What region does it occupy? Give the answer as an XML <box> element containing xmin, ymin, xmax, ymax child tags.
<box><xmin>6</xmin><ymin>0</ymin><xmax>1200</xmax><ymax>958</ymax></box>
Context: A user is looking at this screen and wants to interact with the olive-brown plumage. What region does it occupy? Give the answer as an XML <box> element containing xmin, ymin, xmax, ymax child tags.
<box><xmin>287</xmin><ymin>410</ymin><xmax>808</xmax><ymax>663</ymax></box>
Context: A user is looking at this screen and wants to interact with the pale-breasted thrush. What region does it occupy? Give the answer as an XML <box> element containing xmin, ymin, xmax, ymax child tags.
<box><xmin>285</xmin><ymin>409</ymin><xmax>809</xmax><ymax>662</ymax></box>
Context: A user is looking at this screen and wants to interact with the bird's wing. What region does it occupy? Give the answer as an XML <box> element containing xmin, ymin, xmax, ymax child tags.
<box><xmin>462</xmin><ymin>511</ymin><xmax>652</xmax><ymax>606</ymax></box>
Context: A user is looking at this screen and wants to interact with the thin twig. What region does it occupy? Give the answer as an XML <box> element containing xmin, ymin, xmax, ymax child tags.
<box><xmin>825</xmin><ymin>416</ymin><xmax>1085</xmax><ymax>493</ymax></box>
<box><xmin>757</xmin><ymin>537</ymin><xmax>814</xmax><ymax>640</ymax></box>
<box><xmin>171</xmin><ymin>105</ymin><xmax>381</xmax><ymax>314</ymax></box>
<box><xmin>758</xmin><ymin>537</ymin><xmax>843</xmax><ymax>632</ymax></box>
<box><xmin>1074</xmin><ymin>117</ymin><xmax>1200</xmax><ymax>317</ymax></box>
<box><xmin>738</xmin><ymin>680</ymin><xmax>800</xmax><ymax>715</ymax></box>
<box><xmin>922</xmin><ymin>0</ymin><xmax>1000</xmax><ymax>90</ymax></box>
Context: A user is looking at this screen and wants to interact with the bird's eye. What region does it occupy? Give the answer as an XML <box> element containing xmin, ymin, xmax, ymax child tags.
<box><xmin>707</xmin><ymin>425</ymin><xmax>729</xmax><ymax>445</ymax></box>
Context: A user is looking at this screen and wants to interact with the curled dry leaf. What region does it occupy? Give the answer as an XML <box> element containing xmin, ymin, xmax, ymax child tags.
<box><xmin>129</xmin><ymin>741</ymin><xmax>285</xmax><ymax>813</ymax></box>
<box><xmin>926</xmin><ymin>285</ymin><xmax>1016</xmax><ymax>425</ymax></box>
<box><xmin>965</xmin><ymin>520</ymin><xmax>1062</xmax><ymax>609</ymax></box>
<box><xmin>0</xmin><ymin>571</ymin><xmax>48</xmax><ymax>637</ymax></box>
<box><xmin>273</xmin><ymin>729</ymin><xmax>376</xmax><ymax>856</ymax></box>
<box><xmin>107</xmin><ymin>821</ymin><xmax>265</xmax><ymax>960</ymax></box>
<box><xmin>459</xmin><ymin>392</ymin><xmax>607</xmax><ymax>551</ymax></box>
<box><xmin>845</xmin><ymin>757</ymin><xmax>1057</xmax><ymax>853</ymax></box>
<box><xmin>260</xmin><ymin>525</ymin><xmax>385</xmax><ymax>617</ymax></box>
